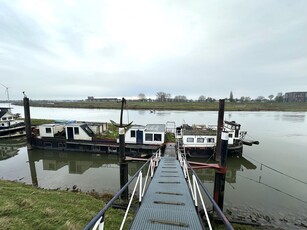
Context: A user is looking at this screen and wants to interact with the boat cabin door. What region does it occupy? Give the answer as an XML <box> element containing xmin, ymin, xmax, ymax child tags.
<box><xmin>67</xmin><ymin>127</ymin><xmax>74</xmax><ymax>139</ymax></box>
<box><xmin>136</xmin><ymin>130</ymin><xmax>143</xmax><ymax>145</ymax></box>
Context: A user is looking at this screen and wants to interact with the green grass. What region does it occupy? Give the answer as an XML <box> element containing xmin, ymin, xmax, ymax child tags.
<box><xmin>13</xmin><ymin>100</ymin><xmax>307</xmax><ymax>111</ymax></box>
<box><xmin>0</xmin><ymin>180</ymin><xmax>279</xmax><ymax>230</ymax></box>
<box><xmin>0</xmin><ymin>180</ymin><xmax>132</xmax><ymax>230</ymax></box>
<box><xmin>30</xmin><ymin>119</ymin><xmax>55</xmax><ymax>126</ymax></box>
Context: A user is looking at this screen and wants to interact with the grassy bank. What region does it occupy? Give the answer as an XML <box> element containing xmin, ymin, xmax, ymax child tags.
<box><xmin>0</xmin><ymin>180</ymin><xmax>131</xmax><ymax>230</ymax></box>
<box><xmin>0</xmin><ymin>180</ymin><xmax>279</xmax><ymax>230</ymax></box>
<box><xmin>14</xmin><ymin>100</ymin><xmax>307</xmax><ymax>111</ymax></box>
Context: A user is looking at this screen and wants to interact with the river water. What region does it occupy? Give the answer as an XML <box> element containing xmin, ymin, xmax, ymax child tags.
<box><xmin>1</xmin><ymin>104</ymin><xmax>307</xmax><ymax>229</ymax></box>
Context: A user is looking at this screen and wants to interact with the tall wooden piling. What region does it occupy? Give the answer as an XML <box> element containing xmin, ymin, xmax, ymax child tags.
<box><xmin>119</xmin><ymin>98</ymin><xmax>128</xmax><ymax>200</ymax></box>
<box><xmin>213</xmin><ymin>131</ymin><xmax>228</xmax><ymax>210</ymax></box>
<box><xmin>23</xmin><ymin>96</ymin><xmax>32</xmax><ymax>150</ymax></box>
<box><xmin>215</xmin><ymin>99</ymin><xmax>225</xmax><ymax>162</ymax></box>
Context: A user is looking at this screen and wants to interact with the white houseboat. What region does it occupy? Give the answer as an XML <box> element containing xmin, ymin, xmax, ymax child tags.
<box><xmin>0</xmin><ymin>107</ymin><xmax>25</xmax><ymax>139</ymax></box>
<box><xmin>32</xmin><ymin>122</ymin><xmax>164</xmax><ymax>157</ymax></box>
<box><xmin>124</xmin><ymin>124</ymin><xmax>165</xmax><ymax>146</ymax></box>
<box><xmin>176</xmin><ymin>121</ymin><xmax>251</xmax><ymax>158</ymax></box>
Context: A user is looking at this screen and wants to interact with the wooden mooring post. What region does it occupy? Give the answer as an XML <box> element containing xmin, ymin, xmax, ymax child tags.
<box><xmin>213</xmin><ymin>99</ymin><xmax>229</xmax><ymax>211</ymax></box>
<box><xmin>23</xmin><ymin>95</ymin><xmax>32</xmax><ymax>150</ymax></box>
<box><xmin>213</xmin><ymin>131</ymin><xmax>229</xmax><ymax>210</ymax></box>
<box><xmin>215</xmin><ymin>99</ymin><xmax>225</xmax><ymax>161</ymax></box>
<box><xmin>110</xmin><ymin>98</ymin><xmax>132</xmax><ymax>201</ymax></box>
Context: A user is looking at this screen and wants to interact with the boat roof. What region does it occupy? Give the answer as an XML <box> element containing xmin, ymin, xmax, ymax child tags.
<box><xmin>129</xmin><ymin>125</ymin><xmax>146</xmax><ymax>130</ymax></box>
<box><xmin>0</xmin><ymin>110</ymin><xmax>13</xmax><ymax>118</ymax></box>
<box><xmin>0</xmin><ymin>111</ymin><xmax>6</xmax><ymax>117</ymax></box>
<box><xmin>183</xmin><ymin>128</ymin><xmax>216</xmax><ymax>136</ymax></box>
<box><xmin>40</xmin><ymin>123</ymin><xmax>65</xmax><ymax>127</ymax></box>
<box><xmin>145</xmin><ymin>124</ymin><xmax>165</xmax><ymax>132</ymax></box>
<box><xmin>65</xmin><ymin>122</ymin><xmax>85</xmax><ymax>127</ymax></box>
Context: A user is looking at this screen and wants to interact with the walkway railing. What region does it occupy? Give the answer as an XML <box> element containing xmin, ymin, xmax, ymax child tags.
<box><xmin>177</xmin><ymin>150</ymin><xmax>234</xmax><ymax>230</ymax></box>
<box><xmin>84</xmin><ymin>149</ymin><xmax>161</xmax><ymax>230</ymax></box>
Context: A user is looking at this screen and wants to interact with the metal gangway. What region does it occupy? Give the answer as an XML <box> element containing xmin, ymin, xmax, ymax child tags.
<box><xmin>84</xmin><ymin>143</ymin><xmax>233</xmax><ymax>230</ymax></box>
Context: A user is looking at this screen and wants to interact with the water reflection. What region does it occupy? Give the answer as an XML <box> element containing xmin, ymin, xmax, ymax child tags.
<box><xmin>282</xmin><ymin>113</ymin><xmax>305</xmax><ymax>122</ymax></box>
<box><xmin>192</xmin><ymin>156</ymin><xmax>257</xmax><ymax>184</ymax></box>
<box><xmin>0</xmin><ymin>138</ymin><xmax>26</xmax><ymax>161</ymax></box>
<box><xmin>26</xmin><ymin>149</ymin><xmax>144</xmax><ymax>189</ymax></box>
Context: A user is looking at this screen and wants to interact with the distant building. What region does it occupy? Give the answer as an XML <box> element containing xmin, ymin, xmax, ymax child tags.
<box><xmin>284</xmin><ymin>92</ymin><xmax>307</xmax><ymax>102</ymax></box>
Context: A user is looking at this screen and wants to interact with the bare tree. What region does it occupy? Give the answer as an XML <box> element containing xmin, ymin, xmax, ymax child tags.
<box><xmin>138</xmin><ymin>93</ymin><xmax>146</xmax><ymax>101</ymax></box>
<box><xmin>156</xmin><ymin>92</ymin><xmax>171</xmax><ymax>102</ymax></box>
<box><xmin>256</xmin><ymin>96</ymin><xmax>266</xmax><ymax>102</ymax></box>
<box><xmin>174</xmin><ymin>95</ymin><xmax>187</xmax><ymax>102</ymax></box>
<box><xmin>268</xmin><ymin>94</ymin><xmax>274</xmax><ymax>101</ymax></box>
<box><xmin>198</xmin><ymin>95</ymin><xmax>206</xmax><ymax>101</ymax></box>
<box><xmin>275</xmin><ymin>92</ymin><xmax>284</xmax><ymax>102</ymax></box>
<box><xmin>206</xmin><ymin>97</ymin><xmax>215</xmax><ymax>102</ymax></box>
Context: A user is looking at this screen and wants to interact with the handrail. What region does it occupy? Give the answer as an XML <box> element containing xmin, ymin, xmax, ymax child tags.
<box><xmin>188</xmin><ymin>161</ymin><xmax>233</xmax><ymax>230</ymax></box>
<box><xmin>84</xmin><ymin>150</ymin><xmax>161</xmax><ymax>230</ymax></box>
<box><xmin>177</xmin><ymin>150</ymin><xmax>234</xmax><ymax>230</ymax></box>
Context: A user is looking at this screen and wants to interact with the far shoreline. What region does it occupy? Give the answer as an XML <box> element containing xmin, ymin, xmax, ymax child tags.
<box><xmin>10</xmin><ymin>100</ymin><xmax>307</xmax><ymax>112</ymax></box>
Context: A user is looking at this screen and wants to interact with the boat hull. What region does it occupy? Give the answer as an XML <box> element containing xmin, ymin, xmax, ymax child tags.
<box><xmin>0</xmin><ymin>125</ymin><xmax>26</xmax><ymax>139</ymax></box>
<box><xmin>31</xmin><ymin>137</ymin><xmax>161</xmax><ymax>157</ymax></box>
<box><xmin>184</xmin><ymin>143</ymin><xmax>243</xmax><ymax>158</ymax></box>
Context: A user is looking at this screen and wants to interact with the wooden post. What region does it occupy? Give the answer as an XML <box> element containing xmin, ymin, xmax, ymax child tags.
<box><xmin>23</xmin><ymin>96</ymin><xmax>32</xmax><ymax>150</ymax></box>
<box><xmin>215</xmin><ymin>99</ymin><xmax>225</xmax><ymax>161</ymax></box>
<box><xmin>119</xmin><ymin>98</ymin><xmax>128</xmax><ymax>200</ymax></box>
<box><xmin>213</xmin><ymin>131</ymin><xmax>228</xmax><ymax>210</ymax></box>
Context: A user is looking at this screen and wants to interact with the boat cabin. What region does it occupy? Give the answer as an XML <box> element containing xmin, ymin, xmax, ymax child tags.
<box><xmin>38</xmin><ymin>124</ymin><xmax>65</xmax><ymax>138</ymax></box>
<box><xmin>0</xmin><ymin>107</ymin><xmax>14</xmax><ymax>128</ymax></box>
<box><xmin>224</xmin><ymin>121</ymin><xmax>242</xmax><ymax>145</ymax></box>
<box><xmin>125</xmin><ymin>124</ymin><xmax>166</xmax><ymax>145</ymax></box>
<box><xmin>65</xmin><ymin>123</ymin><xmax>95</xmax><ymax>141</ymax></box>
<box><xmin>182</xmin><ymin>128</ymin><xmax>217</xmax><ymax>148</ymax></box>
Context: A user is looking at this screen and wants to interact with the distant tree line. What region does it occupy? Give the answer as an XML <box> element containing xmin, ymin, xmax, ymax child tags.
<box><xmin>137</xmin><ymin>91</ymin><xmax>288</xmax><ymax>103</ymax></box>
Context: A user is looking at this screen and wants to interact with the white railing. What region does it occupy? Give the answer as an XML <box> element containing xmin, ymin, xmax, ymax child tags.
<box><xmin>177</xmin><ymin>148</ymin><xmax>234</xmax><ymax>230</ymax></box>
<box><xmin>177</xmin><ymin>150</ymin><xmax>212</xmax><ymax>230</ymax></box>
<box><xmin>88</xmin><ymin>149</ymin><xmax>161</xmax><ymax>230</ymax></box>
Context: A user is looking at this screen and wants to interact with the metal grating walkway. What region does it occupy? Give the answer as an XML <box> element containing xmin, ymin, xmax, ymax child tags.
<box><xmin>130</xmin><ymin>144</ymin><xmax>204</xmax><ymax>229</ymax></box>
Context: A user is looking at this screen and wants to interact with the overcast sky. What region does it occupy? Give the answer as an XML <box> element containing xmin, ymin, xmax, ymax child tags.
<box><xmin>0</xmin><ymin>0</ymin><xmax>306</xmax><ymax>100</ymax></box>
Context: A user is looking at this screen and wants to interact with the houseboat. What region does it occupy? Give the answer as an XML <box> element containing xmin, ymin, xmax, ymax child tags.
<box><xmin>31</xmin><ymin>122</ymin><xmax>166</xmax><ymax>157</ymax></box>
<box><xmin>0</xmin><ymin>107</ymin><xmax>25</xmax><ymax>139</ymax></box>
<box><xmin>176</xmin><ymin>120</ymin><xmax>256</xmax><ymax>158</ymax></box>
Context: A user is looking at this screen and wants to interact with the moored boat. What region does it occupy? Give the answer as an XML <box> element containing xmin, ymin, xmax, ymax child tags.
<box><xmin>0</xmin><ymin>107</ymin><xmax>26</xmax><ymax>139</ymax></box>
<box><xmin>31</xmin><ymin>121</ymin><xmax>165</xmax><ymax>157</ymax></box>
<box><xmin>176</xmin><ymin>120</ymin><xmax>257</xmax><ymax>158</ymax></box>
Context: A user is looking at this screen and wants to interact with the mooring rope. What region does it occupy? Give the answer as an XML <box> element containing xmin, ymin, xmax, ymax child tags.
<box><xmin>238</xmin><ymin>174</ymin><xmax>307</xmax><ymax>204</ymax></box>
<box><xmin>244</xmin><ymin>154</ymin><xmax>307</xmax><ymax>186</ymax></box>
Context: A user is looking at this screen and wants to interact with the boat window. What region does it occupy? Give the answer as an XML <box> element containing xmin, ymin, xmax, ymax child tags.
<box><xmin>8</xmin><ymin>117</ymin><xmax>13</xmax><ymax>120</ymax></box>
<box><xmin>74</xmin><ymin>127</ymin><xmax>79</xmax><ymax>135</ymax></box>
<box><xmin>131</xmin><ymin>130</ymin><xmax>136</xmax><ymax>138</ymax></box>
<box><xmin>154</xmin><ymin>134</ymin><xmax>162</xmax><ymax>141</ymax></box>
<box><xmin>145</xmin><ymin>133</ymin><xmax>153</xmax><ymax>141</ymax></box>
<box><xmin>2</xmin><ymin>117</ymin><xmax>7</xmax><ymax>121</ymax></box>
<box><xmin>187</xmin><ymin>138</ymin><xmax>194</xmax><ymax>142</ymax></box>
<box><xmin>207</xmin><ymin>138</ymin><xmax>215</xmax><ymax>143</ymax></box>
<box><xmin>197</xmin><ymin>138</ymin><xmax>204</xmax><ymax>143</ymax></box>
<box><xmin>46</xmin><ymin>128</ymin><xmax>52</xmax><ymax>133</ymax></box>
<box><xmin>229</xmin><ymin>133</ymin><xmax>233</xmax><ymax>138</ymax></box>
